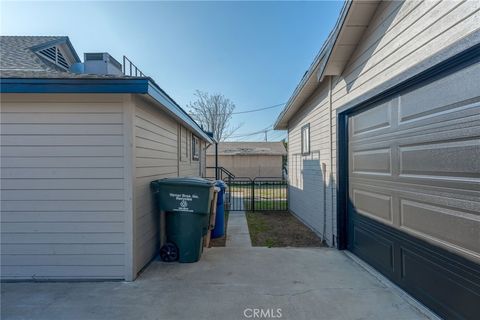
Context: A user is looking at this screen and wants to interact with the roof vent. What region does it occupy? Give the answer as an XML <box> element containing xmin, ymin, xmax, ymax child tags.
<box><xmin>83</xmin><ymin>52</ymin><xmax>122</xmax><ymax>76</ymax></box>
<box><xmin>37</xmin><ymin>46</ymin><xmax>71</xmax><ymax>70</ymax></box>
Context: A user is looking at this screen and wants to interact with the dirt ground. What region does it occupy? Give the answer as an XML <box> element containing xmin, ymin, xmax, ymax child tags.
<box><xmin>246</xmin><ymin>211</ymin><xmax>325</xmax><ymax>247</ymax></box>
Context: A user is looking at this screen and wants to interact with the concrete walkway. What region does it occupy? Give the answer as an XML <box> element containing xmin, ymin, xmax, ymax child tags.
<box><xmin>225</xmin><ymin>196</ymin><xmax>252</xmax><ymax>247</ymax></box>
<box><xmin>1</xmin><ymin>248</ymin><xmax>431</xmax><ymax>320</ymax></box>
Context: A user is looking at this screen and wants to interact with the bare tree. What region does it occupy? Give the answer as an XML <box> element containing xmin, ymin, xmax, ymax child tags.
<box><xmin>187</xmin><ymin>90</ymin><xmax>242</xmax><ymax>141</ymax></box>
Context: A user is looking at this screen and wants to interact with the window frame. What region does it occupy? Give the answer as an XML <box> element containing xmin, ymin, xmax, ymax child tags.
<box><xmin>186</xmin><ymin>129</ymin><xmax>189</xmax><ymax>160</ymax></box>
<box><xmin>301</xmin><ymin>123</ymin><xmax>310</xmax><ymax>155</ymax></box>
<box><xmin>192</xmin><ymin>134</ymin><xmax>200</xmax><ymax>161</ymax></box>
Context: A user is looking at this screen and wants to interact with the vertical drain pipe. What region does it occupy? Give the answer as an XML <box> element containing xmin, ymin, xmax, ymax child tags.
<box><xmin>215</xmin><ymin>141</ymin><xmax>219</xmax><ymax>180</ymax></box>
<box><xmin>322</xmin><ymin>162</ymin><xmax>327</xmax><ymax>244</ymax></box>
<box><xmin>329</xmin><ymin>76</ymin><xmax>335</xmax><ymax>246</ymax></box>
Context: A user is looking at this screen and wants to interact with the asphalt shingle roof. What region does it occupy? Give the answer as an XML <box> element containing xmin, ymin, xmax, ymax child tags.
<box><xmin>0</xmin><ymin>36</ymin><xmax>66</xmax><ymax>71</ymax></box>
<box><xmin>0</xmin><ymin>36</ymin><xmax>143</xmax><ymax>79</ymax></box>
<box><xmin>206</xmin><ymin>142</ymin><xmax>287</xmax><ymax>156</ymax></box>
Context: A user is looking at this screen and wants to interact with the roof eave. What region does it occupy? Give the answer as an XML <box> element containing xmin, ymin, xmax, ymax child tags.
<box><xmin>274</xmin><ymin>0</ymin><xmax>353</xmax><ymax>130</ymax></box>
<box><xmin>0</xmin><ymin>77</ymin><xmax>213</xmax><ymax>143</ymax></box>
<box><xmin>274</xmin><ymin>0</ymin><xmax>380</xmax><ymax>130</ymax></box>
<box><xmin>146</xmin><ymin>82</ymin><xmax>213</xmax><ymax>143</ymax></box>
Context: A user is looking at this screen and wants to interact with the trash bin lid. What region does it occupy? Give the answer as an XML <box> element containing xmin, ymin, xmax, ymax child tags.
<box><xmin>151</xmin><ymin>177</ymin><xmax>214</xmax><ymax>192</ymax></box>
<box><xmin>215</xmin><ymin>180</ymin><xmax>228</xmax><ymax>191</ymax></box>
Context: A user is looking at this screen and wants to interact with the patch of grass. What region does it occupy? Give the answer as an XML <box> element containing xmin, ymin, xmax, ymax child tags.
<box><xmin>253</xmin><ymin>200</ymin><xmax>287</xmax><ymax>211</ymax></box>
<box><xmin>246</xmin><ymin>211</ymin><xmax>325</xmax><ymax>248</ymax></box>
<box><xmin>245</xmin><ymin>212</ymin><xmax>270</xmax><ymax>234</ymax></box>
<box><xmin>264</xmin><ymin>238</ymin><xmax>277</xmax><ymax>248</ymax></box>
<box><xmin>228</xmin><ymin>185</ymin><xmax>287</xmax><ymax>199</ymax></box>
<box><xmin>242</xmin><ymin>200</ymin><xmax>288</xmax><ymax>211</ymax></box>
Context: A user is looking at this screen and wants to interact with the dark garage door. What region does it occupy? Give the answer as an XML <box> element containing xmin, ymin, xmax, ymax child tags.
<box><xmin>346</xmin><ymin>57</ymin><xmax>480</xmax><ymax>319</ymax></box>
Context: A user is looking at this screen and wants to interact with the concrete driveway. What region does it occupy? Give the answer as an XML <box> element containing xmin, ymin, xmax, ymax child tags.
<box><xmin>1</xmin><ymin>247</ymin><xmax>431</xmax><ymax>320</ymax></box>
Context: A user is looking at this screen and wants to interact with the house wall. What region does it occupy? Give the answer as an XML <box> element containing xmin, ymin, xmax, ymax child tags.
<box><xmin>287</xmin><ymin>0</ymin><xmax>480</xmax><ymax>246</ymax></box>
<box><xmin>132</xmin><ymin>96</ymin><xmax>177</xmax><ymax>275</ymax></box>
<box><xmin>0</xmin><ymin>93</ymin><xmax>209</xmax><ymax>280</ymax></box>
<box><xmin>132</xmin><ymin>96</ymin><xmax>207</xmax><ymax>276</ymax></box>
<box><xmin>178</xmin><ymin>125</ymin><xmax>203</xmax><ymax>177</ymax></box>
<box><xmin>0</xmin><ymin>94</ymin><xmax>128</xmax><ymax>280</ymax></box>
<box><xmin>206</xmin><ymin>154</ymin><xmax>283</xmax><ymax>179</ymax></box>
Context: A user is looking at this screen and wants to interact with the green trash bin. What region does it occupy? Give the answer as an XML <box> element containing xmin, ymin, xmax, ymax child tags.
<box><xmin>151</xmin><ymin>177</ymin><xmax>214</xmax><ymax>263</ymax></box>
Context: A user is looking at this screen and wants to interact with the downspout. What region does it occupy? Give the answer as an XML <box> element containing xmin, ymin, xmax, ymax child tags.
<box><xmin>215</xmin><ymin>141</ymin><xmax>219</xmax><ymax>180</ymax></box>
<box><xmin>329</xmin><ymin>76</ymin><xmax>334</xmax><ymax>247</ymax></box>
<box><xmin>322</xmin><ymin>162</ymin><xmax>327</xmax><ymax>244</ymax></box>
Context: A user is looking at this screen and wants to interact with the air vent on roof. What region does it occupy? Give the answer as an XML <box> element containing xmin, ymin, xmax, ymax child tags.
<box><xmin>37</xmin><ymin>46</ymin><xmax>70</xmax><ymax>70</ymax></box>
<box><xmin>83</xmin><ymin>52</ymin><xmax>122</xmax><ymax>76</ymax></box>
<box><xmin>84</xmin><ymin>53</ymin><xmax>104</xmax><ymax>61</ymax></box>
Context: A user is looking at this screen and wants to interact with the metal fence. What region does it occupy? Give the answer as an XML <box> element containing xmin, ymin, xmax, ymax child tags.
<box><xmin>205</xmin><ymin>166</ymin><xmax>235</xmax><ymax>182</ymax></box>
<box><xmin>226</xmin><ymin>177</ymin><xmax>288</xmax><ymax>212</ymax></box>
<box><xmin>123</xmin><ymin>55</ymin><xmax>146</xmax><ymax>77</ymax></box>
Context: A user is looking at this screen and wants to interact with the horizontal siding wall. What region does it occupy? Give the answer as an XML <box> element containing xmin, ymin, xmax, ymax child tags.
<box><xmin>332</xmin><ymin>0</ymin><xmax>480</xmax><ymax>108</ymax></box>
<box><xmin>133</xmin><ymin>97</ymin><xmax>179</xmax><ymax>275</ymax></box>
<box><xmin>132</xmin><ymin>96</ymin><xmax>206</xmax><ymax>275</ymax></box>
<box><xmin>287</xmin><ymin>0</ymin><xmax>479</xmax><ymax>247</ymax></box>
<box><xmin>0</xmin><ymin>94</ymin><xmax>126</xmax><ymax>280</ymax></box>
<box><xmin>288</xmin><ymin>81</ymin><xmax>335</xmax><ymax>244</ymax></box>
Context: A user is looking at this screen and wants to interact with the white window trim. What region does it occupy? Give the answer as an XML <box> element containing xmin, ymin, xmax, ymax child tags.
<box><xmin>301</xmin><ymin>123</ymin><xmax>310</xmax><ymax>155</ymax></box>
<box><xmin>192</xmin><ymin>135</ymin><xmax>200</xmax><ymax>161</ymax></box>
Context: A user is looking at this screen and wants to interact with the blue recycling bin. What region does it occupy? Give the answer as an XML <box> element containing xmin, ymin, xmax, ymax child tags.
<box><xmin>211</xmin><ymin>180</ymin><xmax>227</xmax><ymax>238</ymax></box>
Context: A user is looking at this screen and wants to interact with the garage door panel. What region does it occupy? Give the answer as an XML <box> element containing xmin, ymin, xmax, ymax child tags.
<box><xmin>351</xmin><ymin>100</ymin><xmax>393</xmax><ymax>136</ymax></box>
<box><xmin>351</xmin><ymin>177</ymin><xmax>480</xmax><ymax>212</ymax></box>
<box><xmin>350</xmin><ymin>176</ymin><xmax>479</xmax><ymax>203</ymax></box>
<box><xmin>399</xmin><ymin>138</ymin><xmax>480</xmax><ymax>180</ymax></box>
<box><xmin>350</xmin><ymin>138</ymin><xmax>479</xmax><ymax>191</ymax></box>
<box><xmin>352</xmin><ymin>223</ymin><xmax>395</xmax><ymax>275</ymax></box>
<box><xmin>398</xmin><ymin>98</ymin><xmax>480</xmax><ymax>130</ymax></box>
<box><xmin>400</xmin><ymin>248</ymin><xmax>480</xmax><ymax>320</ymax></box>
<box><xmin>350</xmin><ymin>173</ymin><xmax>478</xmax><ymax>193</ymax></box>
<box><xmin>399</xmin><ymin>62</ymin><xmax>480</xmax><ymax>123</ymax></box>
<box><xmin>350</xmin><ymin>104</ymin><xmax>480</xmax><ymax>145</ymax></box>
<box><xmin>352</xmin><ymin>188</ymin><xmax>393</xmax><ymax>224</ymax></box>
<box><xmin>399</xmin><ymin>199</ymin><xmax>480</xmax><ymax>263</ymax></box>
<box><xmin>351</xmin><ymin>148</ymin><xmax>392</xmax><ymax>175</ymax></box>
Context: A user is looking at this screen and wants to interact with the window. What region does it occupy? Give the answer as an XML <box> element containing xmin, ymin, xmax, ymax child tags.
<box><xmin>185</xmin><ymin>129</ymin><xmax>189</xmax><ymax>159</ymax></box>
<box><xmin>192</xmin><ymin>135</ymin><xmax>200</xmax><ymax>161</ymax></box>
<box><xmin>178</xmin><ymin>126</ymin><xmax>183</xmax><ymax>161</ymax></box>
<box><xmin>301</xmin><ymin>124</ymin><xmax>310</xmax><ymax>155</ymax></box>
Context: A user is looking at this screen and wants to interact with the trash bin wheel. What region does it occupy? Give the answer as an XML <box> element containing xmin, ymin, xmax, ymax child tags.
<box><xmin>160</xmin><ymin>242</ymin><xmax>179</xmax><ymax>262</ymax></box>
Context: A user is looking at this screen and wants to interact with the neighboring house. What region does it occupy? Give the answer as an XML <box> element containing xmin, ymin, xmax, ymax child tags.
<box><xmin>0</xmin><ymin>36</ymin><xmax>213</xmax><ymax>281</ymax></box>
<box><xmin>274</xmin><ymin>1</ymin><xmax>479</xmax><ymax>319</ymax></box>
<box><xmin>206</xmin><ymin>142</ymin><xmax>287</xmax><ymax>179</ymax></box>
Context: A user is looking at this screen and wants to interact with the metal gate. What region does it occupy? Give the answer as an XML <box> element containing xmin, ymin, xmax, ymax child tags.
<box><xmin>226</xmin><ymin>177</ymin><xmax>288</xmax><ymax>212</ymax></box>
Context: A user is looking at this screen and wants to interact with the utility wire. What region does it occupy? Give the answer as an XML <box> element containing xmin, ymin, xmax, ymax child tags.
<box><xmin>188</xmin><ymin>102</ymin><xmax>286</xmax><ymax>117</ymax></box>
<box><xmin>230</xmin><ymin>122</ymin><xmax>288</xmax><ymax>140</ymax></box>
<box><xmin>229</xmin><ymin>125</ymin><xmax>273</xmax><ymax>138</ymax></box>
<box><xmin>231</xmin><ymin>103</ymin><xmax>285</xmax><ymax>115</ymax></box>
